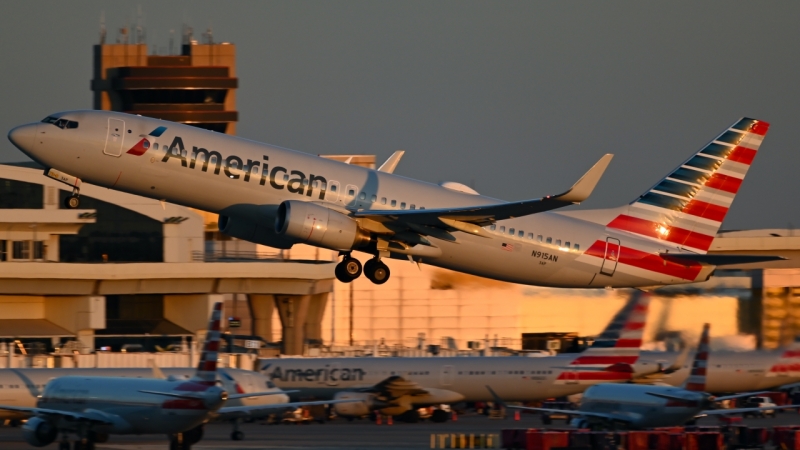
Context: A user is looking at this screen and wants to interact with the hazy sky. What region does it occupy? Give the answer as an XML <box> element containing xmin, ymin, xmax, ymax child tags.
<box><xmin>1</xmin><ymin>2</ymin><xmax>799</xmax><ymax>230</ymax></box>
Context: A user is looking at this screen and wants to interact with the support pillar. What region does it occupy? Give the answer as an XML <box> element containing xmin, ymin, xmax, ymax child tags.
<box><xmin>303</xmin><ymin>293</ymin><xmax>329</xmax><ymax>346</ymax></box>
<box><xmin>250</xmin><ymin>294</ymin><xmax>275</xmax><ymax>341</ymax></box>
<box><xmin>44</xmin><ymin>296</ymin><xmax>105</xmax><ymax>352</ymax></box>
<box><xmin>164</xmin><ymin>294</ymin><xmax>222</xmax><ymax>335</ymax></box>
<box><xmin>274</xmin><ymin>295</ymin><xmax>310</xmax><ymax>355</ymax></box>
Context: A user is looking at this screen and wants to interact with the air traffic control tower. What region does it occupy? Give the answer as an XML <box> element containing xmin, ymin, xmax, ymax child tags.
<box><xmin>91</xmin><ymin>30</ymin><xmax>238</xmax><ymax>134</ymax></box>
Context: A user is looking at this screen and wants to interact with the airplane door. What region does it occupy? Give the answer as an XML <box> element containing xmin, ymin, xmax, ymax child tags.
<box><xmin>326</xmin><ymin>180</ymin><xmax>340</xmax><ymax>203</ymax></box>
<box><xmin>564</xmin><ymin>370</ymin><xmax>578</xmax><ymax>385</ymax></box>
<box><xmin>103</xmin><ymin>118</ymin><xmax>125</xmax><ymax>157</ymax></box>
<box><xmin>600</xmin><ymin>237</ymin><xmax>621</xmax><ymax>276</ymax></box>
<box><xmin>343</xmin><ymin>184</ymin><xmax>358</xmax><ymax>207</ymax></box>
<box><xmin>440</xmin><ymin>365</ymin><xmax>454</xmax><ymax>386</ymax></box>
<box><xmin>326</xmin><ymin>363</ymin><xmax>340</xmax><ymax>386</ymax></box>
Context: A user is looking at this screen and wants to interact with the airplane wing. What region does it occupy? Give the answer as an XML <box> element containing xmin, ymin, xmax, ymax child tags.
<box><xmin>354</xmin><ymin>154</ymin><xmax>613</xmax><ymax>229</ymax></box>
<box><xmin>378</xmin><ymin>151</ymin><xmax>405</xmax><ymax>173</ymax></box>
<box><xmin>699</xmin><ymin>404</ymin><xmax>800</xmax><ymax>417</ymax></box>
<box><xmin>0</xmin><ymin>405</ymin><xmax>114</xmax><ymax>424</ymax></box>
<box><xmin>713</xmin><ymin>391</ymin><xmax>772</xmax><ymax>402</ymax></box>
<box><xmin>227</xmin><ymin>390</ymin><xmax>298</xmax><ymax>400</ymax></box>
<box><xmin>345</xmin><ymin>375</ymin><xmax>431</xmax><ymax>398</ymax></box>
<box><xmin>216</xmin><ymin>398</ymin><xmax>357</xmax><ymax>419</ymax></box>
<box><xmin>484</xmin><ymin>385</ymin><xmax>629</xmax><ymax>423</ymax></box>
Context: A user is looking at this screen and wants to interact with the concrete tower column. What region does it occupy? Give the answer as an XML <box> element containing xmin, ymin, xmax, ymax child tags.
<box><xmin>303</xmin><ymin>293</ymin><xmax>329</xmax><ymax>345</ymax></box>
<box><xmin>274</xmin><ymin>295</ymin><xmax>310</xmax><ymax>355</ymax></box>
<box><xmin>249</xmin><ymin>294</ymin><xmax>275</xmax><ymax>341</ymax></box>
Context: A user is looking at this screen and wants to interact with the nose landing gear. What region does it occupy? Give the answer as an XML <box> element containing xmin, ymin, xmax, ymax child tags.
<box><xmin>45</xmin><ymin>168</ymin><xmax>82</xmax><ymax>209</ymax></box>
<box><xmin>334</xmin><ymin>253</ymin><xmax>391</xmax><ymax>285</ymax></box>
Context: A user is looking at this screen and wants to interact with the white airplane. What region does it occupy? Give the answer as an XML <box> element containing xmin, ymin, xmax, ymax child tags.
<box><xmin>493</xmin><ymin>324</ymin><xmax>800</xmax><ymax>429</ymax></box>
<box><xmin>261</xmin><ymin>292</ymin><xmax>653</xmax><ymax>421</ymax></box>
<box><xmin>0</xmin><ymin>304</ymin><xmax>353</xmax><ymax>450</ymax></box>
<box><xmin>637</xmin><ymin>337</ymin><xmax>800</xmax><ymax>393</ymax></box>
<box><xmin>7</xmin><ymin>112</ymin><xmax>782</xmax><ymax>287</ymax></box>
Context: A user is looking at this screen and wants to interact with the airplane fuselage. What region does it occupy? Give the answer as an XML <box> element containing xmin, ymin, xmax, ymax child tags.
<box><xmin>9</xmin><ymin>110</ymin><xmax>715</xmax><ymax>288</ymax></box>
<box><xmin>581</xmin><ymin>383</ymin><xmax>705</xmax><ymax>428</ymax></box>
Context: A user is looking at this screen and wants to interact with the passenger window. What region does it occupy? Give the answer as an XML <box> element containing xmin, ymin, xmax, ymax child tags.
<box><xmin>284</xmin><ymin>174</ymin><xmax>290</xmax><ymax>181</ymax></box>
<box><xmin>371</xmin><ymin>195</ymin><xmax>377</xmax><ymax>202</ymax></box>
<box><xmin>518</xmin><ymin>230</ymin><xmax>524</xmax><ymax>238</ymax></box>
<box><xmin>153</xmin><ymin>143</ymin><xmax>159</xmax><ymax>150</ymax></box>
<box><xmin>420</xmin><ymin>207</ymin><xmax>425</xmax><ymax>210</ymax></box>
<box><xmin>509</xmin><ymin>228</ymin><xmax>515</xmax><ymax>235</ymax></box>
<box><xmin>391</xmin><ymin>200</ymin><xmax>397</xmax><ymax>207</ymax></box>
<box><xmin>410</xmin><ymin>204</ymin><xmax>415</xmax><ymax>209</ymax></box>
<box><xmin>303</xmin><ymin>179</ymin><xmax>309</xmax><ymax>186</ymax></box>
<box><xmin>500</xmin><ymin>226</ymin><xmax>506</xmax><ymax>233</ymax></box>
<box><xmin>537</xmin><ymin>235</ymin><xmax>543</xmax><ymax>242</ymax></box>
<box><xmin>400</xmin><ymin>202</ymin><xmax>406</xmax><ymax>209</ymax></box>
<box><xmin>574</xmin><ymin>243</ymin><xmax>580</xmax><ymax>251</ymax></box>
<box><xmin>490</xmin><ymin>224</ymin><xmax>497</xmax><ymax>231</ymax></box>
<box><xmin>348</xmin><ymin>189</ymin><xmax>355</xmax><ymax>196</ymax></box>
<box><xmin>381</xmin><ymin>197</ymin><xmax>387</xmax><ymax>205</ymax></box>
<box><xmin>331</xmin><ymin>184</ymin><xmax>338</xmax><ymax>192</ymax></box>
<box><xmin>546</xmin><ymin>237</ymin><xmax>552</xmax><ymax>244</ymax></box>
<box><xmin>565</xmin><ymin>241</ymin><xmax>570</xmax><ymax>249</ymax></box>
<box><xmin>359</xmin><ymin>192</ymin><xmax>366</xmax><ymax>200</ymax></box>
<box><xmin>527</xmin><ymin>233</ymin><xmax>533</xmax><ymax>239</ymax></box>
<box><xmin>556</xmin><ymin>239</ymin><xmax>561</xmax><ymax>246</ymax></box>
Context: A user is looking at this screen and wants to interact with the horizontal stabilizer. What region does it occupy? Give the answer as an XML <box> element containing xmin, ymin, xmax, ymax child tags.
<box><xmin>645</xmin><ymin>391</ymin><xmax>697</xmax><ymax>402</ymax></box>
<box><xmin>660</xmin><ymin>253</ymin><xmax>787</xmax><ymax>266</ymax></box>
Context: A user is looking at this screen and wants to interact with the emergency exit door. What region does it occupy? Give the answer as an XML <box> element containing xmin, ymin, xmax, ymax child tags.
<box><xmin>600</xmin><ymin>237</ymin><xmax>621</xmax><ymax>276</ymax></box>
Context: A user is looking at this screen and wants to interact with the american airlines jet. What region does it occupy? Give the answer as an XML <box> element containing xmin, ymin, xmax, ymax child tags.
<box><xmin>260</xmin><ymin>293</ymin><xmax>651</xmax><ymax>421</ymax></box>
<box><xmin>7</xmin><ymin>112</ymin><xmax>779</xmax><ymax>286</ymax></box>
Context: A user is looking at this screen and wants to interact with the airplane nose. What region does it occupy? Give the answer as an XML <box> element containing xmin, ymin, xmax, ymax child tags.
<box><xmin>8</xmin><ymin>124</ymin><xmax>35</xmax><ymax>151</ymax></box>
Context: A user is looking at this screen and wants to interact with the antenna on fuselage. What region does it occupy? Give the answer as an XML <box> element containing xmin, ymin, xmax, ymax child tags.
<box><xmin>99</xmin><ymin>11</ymin><xmax>106</xmax><ymax>44</ymax></box>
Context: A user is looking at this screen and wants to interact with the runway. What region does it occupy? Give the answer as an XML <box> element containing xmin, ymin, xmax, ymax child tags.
<box><xmin>1</xmin><ymin>412</ymin><xmax>799</xmax><ymax>449</ymax></box>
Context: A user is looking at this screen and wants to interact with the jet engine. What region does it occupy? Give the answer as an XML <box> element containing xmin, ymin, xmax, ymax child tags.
<box><xmin>218</xmin><ymin>214</ymin><xmax>297</xmax><ymax>249</ymax></box>
<box><xmin>332</xmin><ymin>391</ymin><xmax>413</xmax><ymax>417</ymax></box>
<box><xmin>274</xmin><ymin>201</ymin><xmax>370</xmax><ymax>251</ymax></box>
<box><xmin>22</xmin><ymin>417</ymin><xmax>58</xmax><ymax>447</ymax></box>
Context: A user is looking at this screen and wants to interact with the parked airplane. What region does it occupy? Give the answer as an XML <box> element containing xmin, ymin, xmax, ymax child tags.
<box><xmin>8</xmin><ymin>112</ymin><xmax>781</xmax><ymax>287</ymax></box>
<box><xmin>261</xmin><ymin>292</ymin><xmax>653</xmax><ymax>421</ymax></box>
<box><xmin>492</xmin><ymin>324</ymin><xmax>799</xmax><ymax>429</ymax></box>
<box><xmin>0</xmin><ymin>366</ymin><xmax>284</xmax><ymax>441</ymax></box>
<box><xmin>0</xmin><ymin>304</ymin><xmax>352</xmax><ymax>449</ymax></box>
<box><xmin>638</xmin><ymin>336</ymin><xmax>800</xmax><ymax>393</ymax></box>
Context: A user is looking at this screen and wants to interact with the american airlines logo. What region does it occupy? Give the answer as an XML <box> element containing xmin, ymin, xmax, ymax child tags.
<box><xmin>264</xmin><ymin>365</ymin><xmax>366</xmax><ymax>383</ymax></box>
<box><xmin>157</xmin><ymin>136</ymin><xmax>330</xmax><ymax>200</ymax></box>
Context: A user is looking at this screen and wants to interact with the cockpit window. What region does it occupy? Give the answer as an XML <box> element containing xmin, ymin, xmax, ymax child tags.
<box><xmin>41</xmin><ymin>116</ymin><xmax>78</xmax><ymax>129</ymax></box>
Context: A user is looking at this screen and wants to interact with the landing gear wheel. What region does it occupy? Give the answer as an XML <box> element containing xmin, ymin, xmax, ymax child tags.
<box><xmin>335</xmin><ymin>257</ymin><xmax>362</xmax><ymax>282</ymax></box>
<box><xmin>63</xmin><ymin>195</ymin><xmax>80</xmax><ymax>209</ymax></box>
<box><xmin>430</xmin><ymin>409</ymin><xmax>449</xmax><ymax>423</ymax></box>
<box><xmin>364</xmin><ymin>259</ymin><xmax>390</xmax><ymax>284</ymax></box>
<box><xmin>231</xmin><ymin>431</ymin><xmax>244</xmax><ymax>441</ymax></box>
<box><xmin>59</xmin><ymin>442</ymin><xmax>70</xmax><ymax>450</ymax></box>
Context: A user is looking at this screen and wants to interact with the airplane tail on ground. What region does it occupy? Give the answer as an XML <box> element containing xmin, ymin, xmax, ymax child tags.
<box><xmin>558</xmin><ymin>292</ymin><xmax>649</xmax><ymax>382</ymax></box>
<box><xmin>683</xmin><ymin>323</ymin><xmax>711</xmax><ymax>392</ymax></box>
<box><xmin>606</xmin><ymin>118</ymin><xmax>769</xmax><ymax>253</ymax></box>
<box><xmin>767</xmin><ymin>335</ymin><xmax>800</xmax><ymax>377</ymax></box>
<box><xmin>193</xmin><ymin>302</ymin><xmax>223</xmax><ymax>384</ymax></box>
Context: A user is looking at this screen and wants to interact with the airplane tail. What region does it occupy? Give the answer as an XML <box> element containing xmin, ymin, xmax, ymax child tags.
<box><xmin>576</xmin><ymin>118</ymin><xmax>769</xmax><ymax>253</ymax></box>
<box><xmin>767</xmin><ymin>335</ymin><xmax>800</xmax><ymax>377</ymax></box>
<box><xmin>193</xmin><ymin>302</ymin><xmax>223</xmax><ymax>384</ymax></box>
<box><xmin>569</xmin><ymin>291</ymin><xmax>650</xmax><ymax>368</ymax></box>
<box><xmin>683</xmin><ymin>323</ymin><xmax>711</xmax><ymax>392</ymax></box>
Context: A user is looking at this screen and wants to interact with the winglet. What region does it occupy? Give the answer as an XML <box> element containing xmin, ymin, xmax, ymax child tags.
<box><xmin>378</xmin><ymin>150</ymin><xmax>405</xmax><ymax>173</ymax></box>
<box><xmin>555</xmin><ymin>154</ymin><xmax>613</xmax><ymax>203</ymax></box>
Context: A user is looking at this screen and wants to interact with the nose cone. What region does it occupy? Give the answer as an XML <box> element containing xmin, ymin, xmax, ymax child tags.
<box><xmin>8</xmin><ymin>124</ymin><xmax>36</xmax><ymax>151</ymax></box>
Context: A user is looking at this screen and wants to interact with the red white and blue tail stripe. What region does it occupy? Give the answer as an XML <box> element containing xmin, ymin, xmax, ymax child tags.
<box><xmin>683</xmin><ymin>323</ymin><xmax>710</xmax><ymax>392</ymax></box>
<box><xmin>608</xmin><ymin>118</ymin><xmax>769</xmax><ymax>253</ymax></box>
<box><xmin>194</xmin><ymin>302</ymin><xmax>223</xmax><ymax>384</ymax></box>
<box><xmin>557</xmin><ymin>292</ymin><xmax>649</xmax><ymax>383</ymax></box>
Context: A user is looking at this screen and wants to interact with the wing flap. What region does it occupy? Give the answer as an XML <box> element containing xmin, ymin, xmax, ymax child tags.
<box><xmin>660</xmin><ymin>254</ymin><xmax>787</xmax><ymax>266</ymax></box>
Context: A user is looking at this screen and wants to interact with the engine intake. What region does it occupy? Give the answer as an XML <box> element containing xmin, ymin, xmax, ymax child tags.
<box><xmin>275</xmin><ymin>201</ymin><xmax>370</xmax><ymax>251</ymax></box>
<box><xmin>219</xmin><ymin>214</ymin><xmax>297</xmax><ymax>250</ymax></box>
<box><xmin>22</xmin><ymin>417</ymin><xmax>58</xmax><ymax>447</ymax></box>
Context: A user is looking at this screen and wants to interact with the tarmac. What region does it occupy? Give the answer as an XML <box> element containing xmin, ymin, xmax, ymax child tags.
<box><xmin>0</xmin><ymin>412</ymin><xmax>798</xmax><ymax>449</ymax></box>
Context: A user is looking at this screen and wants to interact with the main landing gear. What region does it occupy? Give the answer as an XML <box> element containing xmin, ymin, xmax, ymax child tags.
<box><xmin>335</xmin><ymin>254</ymin><xmax>391</xmax><ymax>285</ymax></box>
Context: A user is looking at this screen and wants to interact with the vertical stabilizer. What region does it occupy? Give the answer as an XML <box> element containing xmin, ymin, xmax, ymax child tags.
<box><xmin>607</xmin><ymin>118</ymin><xmax>769</xmax><ymax>253</ymax></box>
<box><xmin>570</xmin><ymin>291</ymin><xmax>650</xmax><ymax>367</ymax></box>
<box><xmin>194</xmin><ymin>302</ymin><xmax>223</xmax><ymax>383</ymax></box>
<box><xmin>683</xmin><ymin>323</ymin><xmax>710</xmax><ymax>392</ymax></box>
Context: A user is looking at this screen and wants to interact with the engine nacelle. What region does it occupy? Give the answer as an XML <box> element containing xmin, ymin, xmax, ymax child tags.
<box><xmin>333</xmin><ymin>391</ymin><xmax>414</xmax><ymax>417</ymax></box>
<box><xmin>275</xmin><ymin>201</ymin><xmax>369</xmax><ymax>251</ymax></box>
<box><xmin>22</xmin><ymin>417</ymin><xmax>58</xmax><ymax>447</ymax></box>
<box><xmin>219</xmin><ymin>214</ymin><xmax>297</xmax><ymax>249</ymax></box>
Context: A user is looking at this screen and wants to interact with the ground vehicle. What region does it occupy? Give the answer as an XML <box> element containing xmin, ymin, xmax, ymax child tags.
<box><xmin>743</xmin><ymin>396</ymin><xmax>777</xmax><ymax>418</ymax></box>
